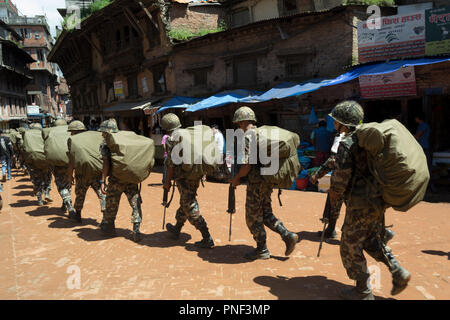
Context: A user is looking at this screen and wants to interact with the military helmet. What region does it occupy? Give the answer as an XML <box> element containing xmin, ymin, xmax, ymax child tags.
<box><xmin>31</xmin><ymin>123</ymin><xmax>42</xmax><ymax>129</ymax></box>
<box><xmin>17</xmin><ymin>127</ymin><xmax>26</xmax><ymax>133</ymax></box>
<box><xmin>329</xmin><ymin>100</ymin><xmax>364</xmax><ymax>127</ymax></box>
<box><xmin>98</xmin><ymin>119</ymin><xmax>119</xmax><ymax>133</ymax></box>
<box><xmin>161</xmin><ymin>113</ymin><xmax>181</xmax><ymax>132</ymax></box>
<box><xmin>232</xmin><ymin>106</ymin><xmax>257</xmax><ymax>123</ymax></box>
<box><xmin>68</xmin><ymin>120</ymin><xmax>87</xmax><ymax>132</ymax></box>
<box><xmin>55</xmin><ymin>119</ymin><xmax>67</xmax><ymax>126</ymax></box>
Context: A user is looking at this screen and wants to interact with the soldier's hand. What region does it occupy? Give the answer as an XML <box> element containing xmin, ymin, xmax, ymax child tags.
<box><xmin>231</xmin><ymin>176</ymin><xmax>240</xmax><ymax>188</ymax></box>
<box><xmin>101</xmin><ymin>183</ymin><xmax>107</xmax><ymax>195</ymax></box>
<box><xmin>310</xmin><ymin>174</ymin><xmax>318</xmax><ymax>185</ymax></box>
<box><xmin>163</xmin><ymin>181</ymin><xmax>171</xmax><ymax>191</ymax></box>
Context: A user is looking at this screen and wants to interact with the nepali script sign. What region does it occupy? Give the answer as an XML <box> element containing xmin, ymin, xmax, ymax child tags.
<box><xmin>425</xmin><ymin>6</ymin><xmax>450</xmax><ymax>55</ymax></box>
<box><xmin>359</xmin><ymin>66</ymin><xmax>417</xmax><ymax>99</ymax></box>
<box><xmin>358</xmin><ymin>12</ymin><xmax>425</xmax><ymax>63</ymax></box>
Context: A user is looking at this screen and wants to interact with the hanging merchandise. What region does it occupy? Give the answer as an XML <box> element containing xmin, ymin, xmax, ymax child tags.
<box><xmin>308</xmin><ymin>107</ymin><xmax>318</xmax><ymax>124</ymax></box>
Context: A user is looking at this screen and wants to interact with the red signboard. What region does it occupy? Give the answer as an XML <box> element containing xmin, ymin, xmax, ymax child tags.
<box><xmin>359</xmin><ymin>66</ymin><xmax>417</xmax><ymax>99</ymax></box>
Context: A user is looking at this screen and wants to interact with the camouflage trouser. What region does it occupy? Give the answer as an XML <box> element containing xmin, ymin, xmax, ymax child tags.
<box><xmin>174</xmin><ymin>179</ymin><xmax>208</xmax><ymax>230</ymax></box>
<box><xmin>29</xmin><ymin>167</ymin><xmax>51</xmax><ymax>196</ymax></box>
<box><xmin>74</xmin><ymin>174</ymin><xmax>106</xmax><ymax>212</ymax></box>
<box><xmin>245</xmin><ymin>183</ymin><xmax>281</xmax><ymax>245</ymax></box>
<box><xmin>52</xmin><ymin>166</ymin><xmax>71</xmax><ymax>202</ymax></box>
<box><xmin>103</xmin><ymin>176</ymin><xmax>142</xmax><ymax>224</ymax></box>
<box><xmin>323</xmin><ymin>194</ymin><xmax>344</xmax><ymax>223</ymax></box>
<box><xmin>340</xmin><ymin>201</ymin><xmax>392</xmax><ymax>280</ymax></box>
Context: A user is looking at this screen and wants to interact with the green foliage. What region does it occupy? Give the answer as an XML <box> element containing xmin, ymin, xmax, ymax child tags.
<box><xmin>343</xmin><ymin>0</ymin><xmax>395</xmax><ymax>5</ymax></box>
<box><xmin>60</xmin><ymin>0</ymin><xmax>114</xmax><ymax>31</ymax></box>
<box><xmin>168</xmin><ymin>23</ymin><xmax>227</xmax><ymax>41</ymax></box>
<box><xmin>88</xmin><ymin>0</ymin><xmax>113</xmax><ymax>14</ymax></box>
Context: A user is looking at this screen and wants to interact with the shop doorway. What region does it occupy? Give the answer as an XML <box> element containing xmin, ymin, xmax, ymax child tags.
<box><xmin>363</xmin><ymin>100</ymin><xmax>402</xmax><ymax>123</ymax></box>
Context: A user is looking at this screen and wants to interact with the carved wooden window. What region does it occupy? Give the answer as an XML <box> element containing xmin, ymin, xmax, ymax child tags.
<box><xmin>233</xmin><ymin>58</ymin><xmax>257</xmax><ymax>86</ymax></box>
<box><xmin>115</xmin><ymin>29</ymin><xmax>121</xmax><ymax>51</ymax></box>
<box><xmin>231</xmin><ymin>8</ymin><xmax>250</xmax><ymax>28</ymax></box>
<box><xmin>193</xmin><ymin>69</ymin><xmax>207</xmax><ymax>87</ymax></box>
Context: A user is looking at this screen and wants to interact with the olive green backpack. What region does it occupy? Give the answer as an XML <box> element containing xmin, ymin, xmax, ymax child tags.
<box><xmin>356</xmin><ymin>119</ymin><xmax>430</xmax><ymax>212</ymax></box>
<box><xmin>171</xmin><ymin>125</ymin><xmax>221</xmax><ymax>180</ymax></box>
<box><xmin>254</xmin><ymin>126</ymin><xmax>302</xmax><ymax>189</ymax></box>
<box><xmin>44</xmin><ymin>125</ymin><xmax>71</xmax><ymax>167</ymax></box>
<box><xmin>23</xmin><ymin>129</ymin><xmax>47</xmax><ymax>170</ymax></box>
<box><xmin>68</xmin><ymin>131</ymin><xmax>103</xmax><ymax>180</ymax></box>
<box><xmin>105</xmin><ymin>131</ymin><xmax>155</xmax><ymax>184</ymax></box>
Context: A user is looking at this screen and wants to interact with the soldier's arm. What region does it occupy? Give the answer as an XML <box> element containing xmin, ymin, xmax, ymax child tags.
<box><xmin>329</xmin><ymin>144</ymin><xmax>353</xmax><ymax>200</ymax></box>
<box><xmin>314</xmin><ymin>155</ymin><xmax>336</xmax><ymax>180</ymax></box>
<box><xmin>163</xmin><ymin>139</ymin><xmax>175</xmax><ymax>190</ymax></box>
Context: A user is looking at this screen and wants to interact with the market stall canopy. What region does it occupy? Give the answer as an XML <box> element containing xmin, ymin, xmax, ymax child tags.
<box><xmin>184</xmin><ymin>89</ymin><xmax>262</xmax><ymax>112</ymax></box>
<box><xmin>155</xmin><ymin>96</ymin><xmax>201</xmax><ymax>114</ymax></box>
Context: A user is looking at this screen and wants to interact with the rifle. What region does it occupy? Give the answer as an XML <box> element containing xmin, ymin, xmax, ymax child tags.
<box><xmin>162</xmin><ymin>182</ymin><xmax>175</xmax><ymax>230</ymax></box>
<box><xmin>227</xmin><ymin>137</ymin><xmax>237</xmax><ymax>241</ymax></box>
<box><xmin>317</xmin><ymin>194</ymin><xmax>331</xmax><ymax>257</ymax></box>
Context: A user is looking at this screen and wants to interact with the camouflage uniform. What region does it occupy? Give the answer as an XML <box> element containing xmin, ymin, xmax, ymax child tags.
<box><xmin>29</xmin><ymin>167</ymin><xmax>51</xmax><ymax>202</ymax></box>
<box><xmin>243</xmin><ymin>129</ymin><xmax>297</xmax><ymax>258</ymax></box>
<box><xmin>164</xmin><ymin>134</ymin><xmax>214</xmax><ymax>247</ymax></box>
<box><xmin>52</xmin><ymin>166</ymin><xmax>71</xmax><ymax>202</ymax></box>
<box><xmin>332</xmin><ymin>130</ymin><xmax>410</xmax><ymax>298</ymax></box>
<box><xmin>100</xmin><ymin>141</ymin><xmax>142</xmax><ymax>226</ymax></box>
<box><xmin>74</xmin><ymin>173</ymin><xmax>106</xmax><ymax>212</ymax></box>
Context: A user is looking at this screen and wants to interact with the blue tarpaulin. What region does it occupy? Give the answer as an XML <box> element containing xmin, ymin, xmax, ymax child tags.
<box><xmin>155</xmin><ymin>96</ymin><xmax>201</xmax><ymax>114</ymax></box>
<box><xmin>180</xmin><ymin>57</ymin><xmax>450</xmax><ymax>112</ymax></box>
<box><xmin>185</xmin><ymin>89</ymin><xmax>262</xmax><ymax>112</ymax></box>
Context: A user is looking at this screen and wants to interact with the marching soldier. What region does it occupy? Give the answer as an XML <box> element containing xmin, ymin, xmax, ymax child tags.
<box><xmin>231</xmin><ymin>106</ymin><xmax>298</xmax><ymax>260</ymax></box>
<box><xmin>328</xmin><ymin>101</ymin><xmax>410</xmax><ymax>300</ymax></box>
<box><xmin>162</xmin><ymin>113</ymin><xmax>215</xmax><ymax>249</ymax></box>
<box><xmin>67</xmin><ymin>121</ymin><xmax>106</xmax><ymax>223</ymax></box>
<box><xmin>98</xmin><ymin>119</ymin><xmax>143</xmax><ymax>242</ymax></box>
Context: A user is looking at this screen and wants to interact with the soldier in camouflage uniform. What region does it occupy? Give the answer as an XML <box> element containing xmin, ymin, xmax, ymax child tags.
<box><xmin>26</xmin><ymin>123</ymin><xmax>52</xmax><ymax>205</ymax></box>
<box><xmin>328</xmin><ymin>101</ymin><xmax>411</xmax><ymax>300</ymax></box>
<box><xmin>49</xmin><ymin>119</ymin><xmax>74</xmax><ymax>214</ymax></box>
<box><xmin>98</xmin><ymin>119</ymin><xmax>143</xmax><ymax>242</ymax></box>
<box><xmin>231</xmin><ymin>106</ymin><xmax>298</xmax><ymax>260</ymax></box>
<box><xmin>162</xmin><ymin>113</ymin><xmax>215</xmax><ymax>249</ymax></box>
<box><xmin>67</xmin><ymin>121</ymin><xmax>106</xmax><ymax>223</ymax></box>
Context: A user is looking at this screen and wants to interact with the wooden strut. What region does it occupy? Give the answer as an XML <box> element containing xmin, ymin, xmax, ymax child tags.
<box><xmin>135</xmin><ymin>0</ymin><xmax>159</xmax><ymax>31</ymax></box>
<box><xmin>124</xmin><ymin>6</ymin><xmax>147</xmax><ymax>38</ymax></box>
<box><xmin>83</xmin><ymin>34</ymin><xmax>102</xmax><ymax>55</ymax></box>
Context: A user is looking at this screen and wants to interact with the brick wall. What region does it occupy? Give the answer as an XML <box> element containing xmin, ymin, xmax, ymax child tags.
<box><xmin>169</xmin><ymin>3</ymin><xmax>226</xmax><ymax>33</ymax></box>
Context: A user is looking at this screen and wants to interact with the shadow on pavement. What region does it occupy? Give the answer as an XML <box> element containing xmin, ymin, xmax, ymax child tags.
<box><xmin>138</xmin><ymin>231</ymin><xmax>192</xmax><ymax>248</ymax></box>
<box><xmin>253</xmin><ymin>275</ymin><xmax>394</xmax><ymax>300</ymax></box>
<box><xmin>148</xmin><ymin>183</ymin><xmax>163</xmax><ymax>187</ymax></box>
<box><xmin>10</xmin><ymin>199</ymin><xmax>39</xmax><ymax>208</ymax></box>
<box><xmin>47</xmin><ymin>216</ymin><xmax>99</xmax><ymax>229</ymax></box>
<box><xmin>12</xmin><ymin>184</ymin><xmax>33</xmax><ymax>190</ymax></box>
<box><xmin>185</xmin><ymin>244</ymin><xmax>260</xmax><ymax>264</ymax></box>
<box><xmin>16</xmin><ymin>178</ymin><xmax>30</xmax><ymax>182</ymax></box>
<box><xmin>13</xmin><ymin>190</ymin><xmax>34</xmax><ymax>197</ymax></box>
<box><xmin>422</xmin><ymin>250</ymin><xmax>449</xmax><ymax>260</ymax></box>
<box><xmin>24</xmin><ymin>206</ymin><xmax>65</xmax><ymax>217</ymax></box>
<box><xmin>72</xmin><ymin>226</ymin><xmax>130</xmax><ymax>242</ymax></box>
<box><xmin>297</xmin><ymin>231</ymin><xmax>340</xmax><ymax>246</ymax></box>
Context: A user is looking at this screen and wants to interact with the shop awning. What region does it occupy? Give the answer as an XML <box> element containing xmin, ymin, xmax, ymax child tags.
<box><xmin>103</xmin><ymin>99</ymin><xmax>159</xmax><ymax>113</ymax></box>
<box><xmin>185</xmin><ymin>89</ymin><xmax>262</xmax><ymax>112</ymax></box>
<box><xmin>155</xmin><ymin>96</ymin><xmax>202</xmax><ymax>114</ymax></box>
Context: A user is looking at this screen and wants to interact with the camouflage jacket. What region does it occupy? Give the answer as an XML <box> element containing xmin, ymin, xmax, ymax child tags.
<box><xmin>315</xmin><ymin>155</ymin><xmax>336</xmax><ymax>179</ymax></box>
<box><xmin>330</xmin><ymin>131</ymin><xmax>382</xmax><ymax>207</ymax></box>
<box><xmin>99</xmin><ymin>141</ymin><xmax>112</xmax><ymax>176</ymax></box>
<box><xmin>242</xmin><ymin>127</ymin><xmax>264</xmax><ymax>184</ymax></box>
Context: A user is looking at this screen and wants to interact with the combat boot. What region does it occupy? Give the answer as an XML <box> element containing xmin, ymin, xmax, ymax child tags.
<box><xmin>391</xmin><ymin>265</ymin><xmax>411</xmax><ymax>296</ymax></box>
<box><xmin>275</xmin><ymin>222</ymin><xmax>298</xmax><ymax>256</ymax></box>
<box><xmin>244</xmin><ymin>242</ymin><xmax>271</xmax><ymax>260</ymax></box>
<box><xmin>340</xmin><ymin>275</ymin><xmax>374</xmax><ymax>300</ymax></box>
<box><xmin>37</xmin><ymin>195</ymin><xmax>44</xmax><ymax>206</ymax></box>
<box><xmin>194</xmin><ymin>225</ymin><xmax>214</xmax><ymax>249</ymax></box>
<box><xmin>69</xmin><ymin>209</ymin><xmax>82</xmax><ymax>223</ymax></box>
<box><xmin>132</xmin><ymin>223</ymin><xmax>143</xmax><ymax>243</ymax></box>
<box><xmin>99</xmin><ymin>219</ymin><xmax>116</xmax><ymax>236</ymax></box>
<box><xmin>318</xmin><ymin>219</ymin><xmax>338</xmax><ymax>240</ymax></box>
<box><xmin>44</xmin><ymin>191</ymin><xmax>53</xmax><ymax>203</ymax></box>
<box><xmin>166</xmin><ymin>222</ymin><xmax>183</xmax><ymax>240</ymax></box>
<box><xmin>383</xmin><ymin>229</ymin><xmax>395</xmax><ymax>245</ymax></box>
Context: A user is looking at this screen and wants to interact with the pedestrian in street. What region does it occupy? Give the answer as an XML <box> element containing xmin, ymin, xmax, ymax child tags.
<box><xmin>67</xmin><ymin>121</ymin><xmax>106</xmax><ymax>223</ymax></box>
<box><xmin>163</xmin><ymin>113</ymin><xmax>215</xmax><ymax>249</ymax></box>
<box><xmin>98</xmin><ymin>119</ymin><xmax>144</xmax><ymax>242</ymax></box>
<box><xmin>328</xmin><ymin>100</ymin><xmax>410</xmax><ymax>300</ymax></box>
<box><xmin>311</xmin><ymin>120</ymin><xmax>332</xmax><ymax>167</ymax></box>
<box><xmin>230</xmin><ymin>106</ymin><xmax>298</xmax><ymax>260</ymax></box>
<box><xmin>0</xmin><ymin>129</ymin><xmax>15</xmax><ymax>182</ymax></box>
<box><xmin>414</xmin><ymin>113</ymin><xmax>435</xmax><ymax>192</ymax></box>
